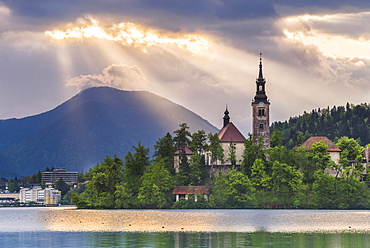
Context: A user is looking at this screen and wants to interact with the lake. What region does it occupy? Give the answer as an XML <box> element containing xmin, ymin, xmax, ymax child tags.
<box><xmin>1</xmin><ymin>207</ymin><xmax>370</xmax><ymax>247</ymax></box>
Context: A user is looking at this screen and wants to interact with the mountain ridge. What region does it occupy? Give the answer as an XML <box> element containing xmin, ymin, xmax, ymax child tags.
<box><xmin>0</xmin><ymin>87</ymin><xmax>218</xmax><ymax>177</ymax></box>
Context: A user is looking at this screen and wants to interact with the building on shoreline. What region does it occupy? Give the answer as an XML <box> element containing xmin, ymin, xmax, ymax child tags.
<box><xmin>42</xmin><ymin>169</ymin><xmax>77</xmax><ymax>184</ymax></box>
<box><xmin>19</xmin><ymin>186</ymin><xmax>61</xmax><ymax>205</ymax></box>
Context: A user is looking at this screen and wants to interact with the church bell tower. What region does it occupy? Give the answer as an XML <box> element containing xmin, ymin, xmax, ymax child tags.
<box><xmin>251</xmin><ymin>54</ymin><xmax>270</xmax><ymax>148</ymax></box>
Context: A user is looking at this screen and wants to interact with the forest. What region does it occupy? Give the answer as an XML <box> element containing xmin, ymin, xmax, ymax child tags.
<box><xmin>69</xmin><ymin>121</ymin><xmax>370</xmax><ymax>210</ymax></box>
<box><xmin>271</xmin><ymin>102</ymin><xmax>370</xmax><ymax>148</ymax></box>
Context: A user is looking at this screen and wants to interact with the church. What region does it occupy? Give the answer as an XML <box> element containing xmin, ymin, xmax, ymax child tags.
<box><xmin>175</xmin><ymin>55</ymin><xmax>271</xmax><ymax>169</ymax></box>
<box><xmin>215</xmin><ymin>54</ymin><xmax>270</xmax><ymax>166</ymax></box>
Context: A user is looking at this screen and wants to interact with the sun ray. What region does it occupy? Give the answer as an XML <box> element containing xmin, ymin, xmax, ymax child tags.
<box><xmin>45</xmin><ymin>17</ymin><xmax>211</xmax><ymax>58</ymax></box>
<box><xmin>280</xmin><ymin>11</ymin><xmax>370</xmax><ymax>60</ymax></box>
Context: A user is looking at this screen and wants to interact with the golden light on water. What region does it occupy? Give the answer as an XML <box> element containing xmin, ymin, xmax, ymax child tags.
<box><xmin>45</xmin><ymin>18</ymin><xmax>211</xmax><ymax>57</ymax></box>
<box><xmin>281</xmin><ymin>12</ymin><xmax>370</xmax><ymax>60</ymax></box>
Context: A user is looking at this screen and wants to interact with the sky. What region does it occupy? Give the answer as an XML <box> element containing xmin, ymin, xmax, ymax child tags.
<box><xmin>1</xmin><ymin>0</ymin><xmax>370</xmax><ymax>135</ymax></box>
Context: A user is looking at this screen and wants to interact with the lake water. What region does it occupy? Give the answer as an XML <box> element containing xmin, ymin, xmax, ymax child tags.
<box><xmin>1</xmin><ymin>207</ymin><xmax>370</xmax><ymax>247</ymax></box>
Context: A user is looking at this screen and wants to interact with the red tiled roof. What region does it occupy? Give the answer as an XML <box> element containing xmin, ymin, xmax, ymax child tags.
<box><xmin>301</xmin><ymin>136</ymin><xmax>341</xmax><ymax>152</ymax></box>
<box><xmin>174</xmin><ymin>146</ymin><xmax>193</xmax><ymax>155</ymax></box>
<box><xmin>173</xmin><ymin>186</ymin><xmax>210</xmax><ymax>195</ymax></box>
<box><xmin>218</xmin><ymin>122</ymin><xmax>246</xmax><ymax>142</ymax></box>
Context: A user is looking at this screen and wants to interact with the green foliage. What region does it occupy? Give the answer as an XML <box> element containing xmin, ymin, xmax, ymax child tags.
<box><xmin>301</xmin><ymin>141</ymin><xmax>335</xmax><ymax>185</ymax></box>
<box><xmin>209</xmin><ymin>169</ymin><xmax>256</xmax><ymax>208</ymax></box>
<box><xmin>228</xmin><ymin>142</ymin><xmax>237</xmax><ymax>166</ymax></box>
<box><xmin>7</xmin><ymin>178</ymin><xmax>20</xmax><ymax>193</ymax></box>
<box><xmin>77</xmin><ymin>155</ymin><xmax>124</xmax><ymax>209</ymax></box>
<box><xmin>336</xmin><ymin>136</ymin><xmax>365</xmax><ymax>177</ymax></box>
<box><xmin>26</xmin><ymin>171</ymin><xmax>42</xmax><ymax>184</ymax></box>
<box><xmin>138</xmin><ymin>160</ymin><xmax>174</xmax><ymax>208</ymax></box>
<box><xmin>61</xmin><ymin>183</ymin><xmax>86</xmax><ymax>205</ymax></box>
<box><xmin>172</xmin><ymin>195</ymin><xmax>210</xmax><ymax>209</ymax></box>
<box><xmin>271</xmin><ymin>103</ymin><xmax>370</xmax><ymax>148</ymax></box>
<box><xmin>270</xmin><ymin>130</ymin><xmax>283</xmax><ymax>147</ymax></box>
<box><xmin>54</xmin><ymin>178</ymin><xmax>70</xmax><ymax>196</ymax></box>
<box><xmin>68</xmin><ymin>121</ymin><xmax>370</xmax><ymax>210</ymax></box>
<box><xmin>241</xmin><ymin>134</ymin><xmax>266</xmax><ymax>176</ymax></box>
<box><xmin>153</xmin><ymin>132</ymin><xmax>176</xmax><ymax>175</ymax></box>
<box><xmin>188</xmin><ymin>154</ymin><xmax>206</xmax><ymax>185</ymax></box>
<box><xmin>173</xmin><ymin>123</ymin><xmax>191</xmax><ymax>151</ymax></box>
<box><xmin>207</xmin><ymin>133</ymin><xmax>224</xmax><ymax>165</ymax></box>
<box><xmin>251</xmin><ymin>159</ymin><xmax>271</xmax><ymax>190</ymax></box>
<box><xmin>190</xmin><ymin>130</ymin><xmax>208</xmax><ymax>154</ymax></box>
<box><xmin>313</xmin><ymin>172</ymin><xmax>370</xmax><ymax>209</ymax></box>
<box><xmin>124</xmin><ymin>143</ymin><xmax>150</xmax><ymax>195</ymax></box>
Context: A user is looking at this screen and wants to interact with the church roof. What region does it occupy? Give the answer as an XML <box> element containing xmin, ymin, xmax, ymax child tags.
<box><xmin>301</xmin><ymin>136</ymin><xmax>341</xmax><ymax>152</ymax></box>
<box><xmin>173</xmin><ymin>186</ymin><xmax>209</xmax><ymax>195</ymax></box>
<box><xmin>174</xmin><ymin>146</ymin><xmax>193</xmax><ymax>155</ymax></box>
<box><xmin>218</xmin><ymin>122</ymin><xmax>246</xmax><ymax>142</ymax></box>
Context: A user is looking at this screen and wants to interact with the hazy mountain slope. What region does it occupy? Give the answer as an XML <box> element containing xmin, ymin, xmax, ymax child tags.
<box><xmin>0</xmin><ymin>87</ymin><xmax>218</xmax><ymax>177</ymax></box>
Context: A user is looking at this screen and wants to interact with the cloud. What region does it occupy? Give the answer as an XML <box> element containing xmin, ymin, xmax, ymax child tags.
<box><xmin>66</xmin><ymin>64</ymin><xmax>148</xmax><ymax>91</ymax></box>
<box><xmin>2</xmin><ymin>0</ymin><xmax>370</xmax><ymax>135</ymax></box>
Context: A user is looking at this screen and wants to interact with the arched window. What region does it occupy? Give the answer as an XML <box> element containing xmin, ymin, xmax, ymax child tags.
<box><xmin>259</xmin><ymin>124</ymin><xmax>263</xmax><ymax>128</ymax></box>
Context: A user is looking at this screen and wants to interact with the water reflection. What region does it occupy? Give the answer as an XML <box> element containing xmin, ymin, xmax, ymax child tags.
<box><xmin>2</xmin><ymin>207</ymin><xmax>370</xmax><ymax>232</ymax></box>
<box><xmin>1</xmin><ymin>231</ymin><xmax>370</xmax><ymax>248</ymax></box>
<box><xmin>2</xmin><ymin>208</ymin><xmax>370</xmax><ymax>247</ymax></box>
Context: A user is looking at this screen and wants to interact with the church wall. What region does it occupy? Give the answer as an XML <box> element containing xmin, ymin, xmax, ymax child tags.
<box><xmin>220</xmin><ymin>142</ymin><xmax>244</xmax><ymax>166</ymax></box>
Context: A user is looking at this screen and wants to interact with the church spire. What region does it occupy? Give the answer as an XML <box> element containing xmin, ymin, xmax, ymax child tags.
<box><xmin>223</xmin><ymin>105</ymin><xmax>230</xmax><ymax>127</ymax></box>
<box><xmin>258</xmin><ymin>53</ymin><xmax>263</xmax><ymax>80</ymax></box>
<box><xmin>251</xmin><ymin>53</ymin><xmax>270</xmax><ymax>148</ymax></box>
<box><xmin>252</xmin><ymin>53</ymin><xmax>269</xmax><ymax>105</ymax></box>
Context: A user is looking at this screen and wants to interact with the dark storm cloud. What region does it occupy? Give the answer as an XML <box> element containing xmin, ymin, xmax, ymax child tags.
<box><xmin>2</xmin><ymin>0</ymin><xmax>277</xmax><ymax>33</ymax></box>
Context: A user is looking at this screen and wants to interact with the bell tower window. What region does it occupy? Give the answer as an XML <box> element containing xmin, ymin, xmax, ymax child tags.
<box><xmin>259</xmin><ymin>124</ymin><xmax>264</xmax><ymax>128</ymax></box>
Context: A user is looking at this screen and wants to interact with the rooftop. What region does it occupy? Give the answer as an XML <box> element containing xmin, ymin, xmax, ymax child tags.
<box><xmin>301</xmin><ymin>136</ymin><xmax>341</xmax><ymax>152</ymax></box>
<box><xmin>173</xmin><ymin>186</ymin><xmax>210</xmax><ymax>195</ymax></box>
<box><xmin>218</xmin><ymin>122</ymin><xmax>246</xmax><ymax>142</ymax></box>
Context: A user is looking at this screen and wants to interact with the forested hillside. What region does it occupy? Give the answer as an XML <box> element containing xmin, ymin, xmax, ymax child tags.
<box><xmin>271</xmin><ymin>103</ymin><xmax>370</xmax><ymax>148</ymax></box>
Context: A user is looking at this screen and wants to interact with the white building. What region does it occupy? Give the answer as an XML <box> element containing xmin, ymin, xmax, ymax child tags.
<box><xmin>19</xmin><ymin>186</ymin><xmax>61</xmax><ymax>204</ymax></box>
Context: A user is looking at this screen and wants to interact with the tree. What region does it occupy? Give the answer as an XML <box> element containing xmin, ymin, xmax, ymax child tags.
<box><xmin>313</xmin><ymin>172</ymin><xmax>370</xmax><ymax>209</ymax></box>
<box><xmin>241</xmin><ymin>134</ymin><xmax>266</xmax><ymax>176</ymax></box>
<box><xmin>153</xmin><ymin>132</ymin><xmax>176</xmax><ymax>174</ymax></box>
<box><xmin>228</xmin><ymin>142</ymin><xmax>237</xmax><ymax>166</ymax></box>
<box><xmin>270</xmin><ymin>161</ymin><xmax>303</xmax><ymax>206</ymax></box>
<box><xmin>54</xmin><ymin>178</ymin><xmax>70</xmax><ymax>196</ymax></box>
<box><xmin>79</xmin><ymin>155</ymin><xmax>124</xmax><ymax>208</ymax></box>
<box><xmin>336</xmin><ymin>136</ymin><xmax>365</xmax><ymax>177</ymax></box>
<box><xmin>188</xmin><ymin>153</ymin><xmax>206</xmax><ymax>185</ymax></box>
<box><xmin>209</xmin><ymin>172</ymin><xmax>230</xmax><ymax>208</ymax></box>
<box><xmin>138</xmin><ymin>160</ymin><xmax>174</xmax><ymax>208</ymax></box>
<box><xmin>124</xmin><ymin>142</ymin><xmax>150</xmax><ymax>195</ymax></box>
<box><xmin>251</xmin><ymin>158</ymin><xmax>270</xmax><ymax>190</ymax></box>
<box><xmin>190</xmin><ymin>130</ymin><xmax>208</xmax><ymax>155</ymax></box>
<box><xmin>7</xmin><ymin>178</ymin><xmax>20</xmax><ymax>193</ymax></box>
<box><xmin>225</xmin><ymin>169</ymin><xmax>256</xmax><ymax>208</ymax></box>
<box><xmin>296</xmin><ymin>131</ymin><xmax>304</xmax><ymax>147</ymax></box>
<box><xmin>173</xmin><ymin>123</ymin><xmax>192</xmax><ymax>185</ymax></box>
<box><xmin>270</xmin><ymin>130</ymin><xmax>283</xmax><ymax>148</ymax></box>
<box><xmin>207</xmin><ymin>133</ymin><xmax>224</xmax><ymax>165</ymax></box>
<box><xmin>187</xmin><ymin>130</ymin><xmax>209</xmax><ymax>185</ymax></box>
<box><xmin>173</xmin><ymin>123</ymin><xmax>191</xmax><ymax>151</ymax></box>
<box><xmin>302</xmin><ymin>141</ymin><xmax>335</xmax><ymax>184</ymax></box>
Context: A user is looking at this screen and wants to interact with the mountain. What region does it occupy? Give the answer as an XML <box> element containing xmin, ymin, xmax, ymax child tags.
<box><xmin>0</xmin><ymin>87</ymin><xmax>218</xmax><ymax>177</ymax></box>
<box><xmin>271</xmin><ymin>103</ymin><xmax>370</xmax><ymax>148</ymax></box>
